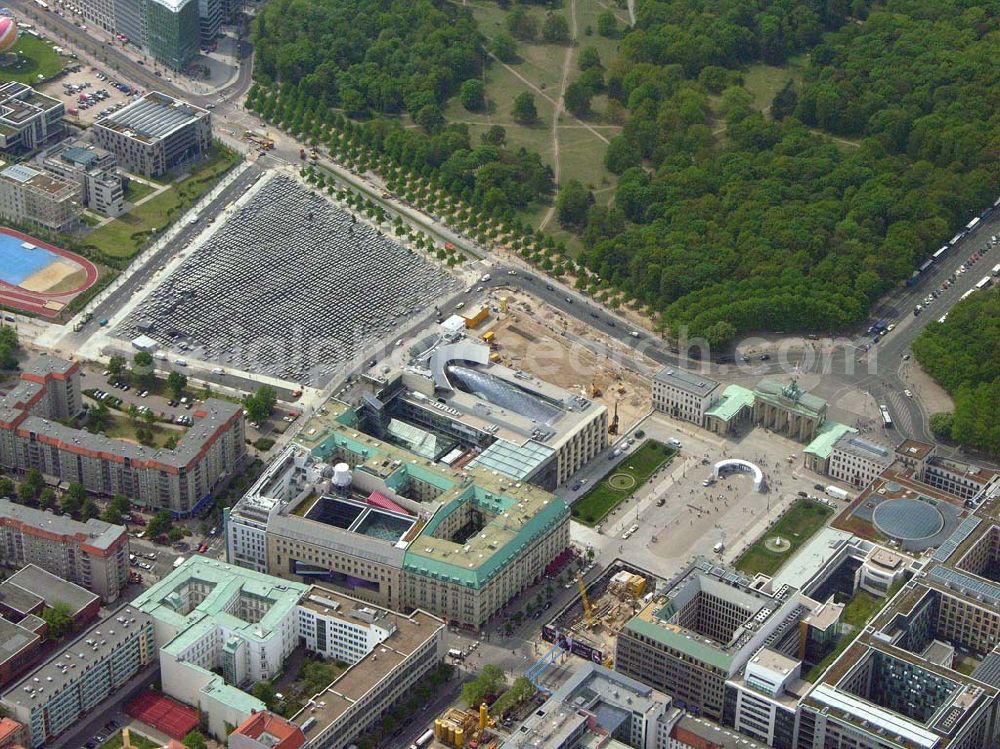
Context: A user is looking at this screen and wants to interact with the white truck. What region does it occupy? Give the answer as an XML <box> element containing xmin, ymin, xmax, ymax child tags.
<box><xmin>825</xmin><ymin>485</ymin><xmax>849</xmax><ymax>501</ymax></box>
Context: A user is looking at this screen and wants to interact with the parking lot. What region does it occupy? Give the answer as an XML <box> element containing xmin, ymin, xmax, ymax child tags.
<box><xmin>42</xmin><ymin>65</ymin><xmax>141</xmax><ymax>125</ymax></box>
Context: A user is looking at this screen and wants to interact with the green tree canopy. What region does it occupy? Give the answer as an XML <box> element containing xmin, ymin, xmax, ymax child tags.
<box><xmin>41</xmin><ymin>601</ymin><xmax>74</xmax><ymax>640</ymax></box>
<box><xmin>512</xmin><ymin>92</ymin><xmax>538</xmax><ymax>124</ymax></box>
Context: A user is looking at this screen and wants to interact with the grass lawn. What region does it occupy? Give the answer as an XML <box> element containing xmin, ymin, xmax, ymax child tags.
<box><xmin>124</xmin><ymin>179</ymin><xmax>156</xmax><ymax>203</ymax></box>
<box><xmin>84</xmin><ymin>145</ymin><xmax>240</xmax><ymax>259</ymax></box>
<box><xmin>462</xmin><ymin>0</ymin><xmax>620</xmax><ymax>231</ymax></box>
<box><xmin>735</xmin><ymin>498</ymin><xmax>833</xmax><ymax>577</ymax></box>
<box><xmin>98</xmin><ymin>730</ymin><xmax>160</xmax><ymax>749</ymax></box>
<box><xmin>0</xmin><ymin>34</ymin><xmax>64</xmax><ymax>84</ymax></box>
<box><xmin>841</xmin><ymin>590</ymin><xmax>881</xmax><ymax>629</ymax></box>
<box><xmin>571</xmin><ymin>440</ymin><xmax>676</xmax><ymax>526</ymax></box>
<box><xmin>742</xmin><ymin>55</ymin><xmax>807</xmax><ymax>113</ymax></box>
<box><xmin>103</xmin><ymin>412</ymin><xmax>185</xmax><ymax>449</ymax></box>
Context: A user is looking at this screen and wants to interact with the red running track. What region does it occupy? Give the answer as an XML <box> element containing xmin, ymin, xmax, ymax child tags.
<box><xmin>0</xmin><ymin>227</ymin><xmax>99</xmax><ymax>318</ymax></box>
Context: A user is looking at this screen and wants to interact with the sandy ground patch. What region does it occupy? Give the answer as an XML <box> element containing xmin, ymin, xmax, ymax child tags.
<box><xmin>20</xmin><ymin>260</ymin><xmax>82</xmax><ymax>293</ymax></box>
<box><xmin>482</xmin><ymin>289</ymin><xmax>652</xmax><ymax>432</ymax></box>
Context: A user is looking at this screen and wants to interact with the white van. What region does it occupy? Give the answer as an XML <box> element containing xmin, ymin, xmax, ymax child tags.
<box><xmin>713</xmin><ymin>542</ymin><xmax>725</xmax><ymax>554</ymax></box>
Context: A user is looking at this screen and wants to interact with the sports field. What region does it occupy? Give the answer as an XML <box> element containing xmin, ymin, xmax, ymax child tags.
<box><xmin>571</xmin><ymin>440</ymin><xmax>675</xmax><ymax>526</ymax></box>
<box><xmin>0</xmin><ymin>227</ymin><xmax>97</xmax><ymax>316</ymax></box>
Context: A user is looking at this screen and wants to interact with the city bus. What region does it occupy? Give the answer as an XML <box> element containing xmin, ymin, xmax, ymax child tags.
<box><xmin>879</xmin><ymin>405</ymin><xmax>893</xmax><ymax>430</ymax></box>
<box><xmin>975</xmin><ymin>276</ymin><xmax>993</xmax><ymax>290</ymax></box>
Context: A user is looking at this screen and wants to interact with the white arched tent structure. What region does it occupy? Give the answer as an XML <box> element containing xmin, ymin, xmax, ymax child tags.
<box><xmin>713</xmin><ymin>459</ymin><xmax>764</xmax><ymax>492</ymax></box>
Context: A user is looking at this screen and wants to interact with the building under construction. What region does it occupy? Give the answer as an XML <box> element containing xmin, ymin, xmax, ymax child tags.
<box><xmin>535</xmin><ymin>561</ymin><xmax>667</xmax><ymax>677</ymax></box>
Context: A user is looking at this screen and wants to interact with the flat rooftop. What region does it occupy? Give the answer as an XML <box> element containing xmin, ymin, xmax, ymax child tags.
<box><xmin>896</xmin><ymin>440</ymin><xmax>936</xmax><ymax>461</ymax></box>
<box><xmin>833</xmin><ymin>433</ymin><xmax>894</xmax><ymax>464</ymax></box>
<box><xmin>296</xmin><ymin>400</ymin><xmax>570</xmax><ymax>588</ymax></box>
<box><xmin>653</xmin><ymin>366</ymin><xmax>719</xmax><ymax>397</ymax></box>
<box><xmin>0</xmin><ymin>604</ymin><xmax>152</xmax><ymax>710</ymax></box>
<box><xmin>625</xmin><ymin>559</ymin><xmax>795</xmax><ymax>671</ymax></box>
<box><xmin>0</xmin><ymin>617</ymin><xmax>40</xmax><ymax>667</ymax></box>
<box><xmin>18</xmin><ymin>397</ymin><xmax>241</xmax><ymax>470</ymax></box>
<box><xmin>4</xmin><ymin>565</ymin><xmax>99</xmax><ymax>615</ymax></box>
<box><xmin>291</xmin><ymin>606</ymin><xmax>443</xmax><ymax>739</ymax></box>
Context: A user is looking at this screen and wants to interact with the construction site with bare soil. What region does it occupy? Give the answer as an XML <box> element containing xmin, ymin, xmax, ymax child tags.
<box><xmin>479</xmin><ymin>287</ymin><xmax>653</xmax><ymax>436</ymax></box>
<box><xmin>531</xmin><ymin>561</ymin><xmax>670</xmax><ymax>680</ymax></box>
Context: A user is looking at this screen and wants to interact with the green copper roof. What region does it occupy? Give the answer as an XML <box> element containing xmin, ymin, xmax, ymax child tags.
<box><xmin>803</xmin><ymin>421</ymin><xmax>857</xmax><ymax>460</ymax></box>
<box><xmin>705</xmin><ymin>384</ymin><xmax>756</xmax><ymax>422</ymax></box>
<box><xmin>132</xmin><ymin>556</ymin><xmax>308</xmax><ymax>654</ymax></box>
<box><xmin>404</xmin><ymin>487</ymin><xmax>568</xmax><ymax>588</ymax></box>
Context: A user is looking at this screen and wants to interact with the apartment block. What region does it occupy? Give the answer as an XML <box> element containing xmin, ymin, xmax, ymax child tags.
<box><xmin>0</xmin><ymin>502</ymin><xmax>128</xmax><ymax>603</ymax></box>
<box><xmin>1</xmin><ymin>355</ymin><xmax>246</xmax><ymax>518</ymax></box>
<box><xmin>93</xmin><ymin>91</ymin><xmax>211</xmax><ymax>177</ymax></box>
<box><xmin>0</xmin><ymin>605</ymin><xmax>157</xmax><ymax>749</ymax></box>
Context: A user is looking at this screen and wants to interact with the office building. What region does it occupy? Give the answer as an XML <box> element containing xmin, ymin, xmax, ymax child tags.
<box><xmin>198</xmin><ymin>0</ymin><xmax>222</xmax><ymax>43</ymax></box>
<box><xmin>133</xmin><ymin>557</ymin><xmax>309</xmax><ymax>738</ymax></box>
<box><xmin>297</xmin><ymin>589</ymin><xmax>398</xmax><ymax>665</ymax></box>
<box><xmin>0</xmin><ymin>605</ymin><xmax>157</xmax><ymax>749</ymax></box>
<box><xmin>93</xmin><ymin>91</ymin><xmax>211</xmax><ymax>177</ymax></box>
<box><xmin>135</xmin><ymin>556</ymin><xmax>445</xmax><ymax>744</ymax></box>
<box><xmin>652</xmin><ymin>368</ymin><xmax>720</xmax><ymax>427</ymax></box>
<box><xmin>723</xmin><ymin>648</ymin><xmax>806</xmax><ymax>749</ymax></box>
<box><xmin>794</xmin><ymin>488</ymin><xmax>1000</xmax><ymax>749</ymax></box>
<box><xmin>96</xmin><ymin>0</ymin><xmax>200</xmax><ymax>70</ymax></box>
<box><xmin>289</xmin><ymin>600</ymin><xmax>445</xmax><ymax>749</ymax></box>
<box><xmin>501</xmin><ymin>663</ymin><xmax>682</xmax><ymax>749</ymax></box>
<box><xmin>0</xmin><ymin>502</ymin><xmax>128</xmax><ymax>603</ymax></box>
<box><xmin>43</xmin><ymin>141</ymin><xmax>125</xmax><ymax>218</ymax></box>
<box><xmin>1</xmin><ymin>355</ymin><xmax>246</xmax><ymax>518</ymax></box>
<box><xmin>356</xmin><ymin>341</ymin><xmax>607</xmax><ymax>489</ymax></box>
<box><xmin>0</xmin><ymin>83</ymin><xmax>63</xmax><ymax>155</ymax></box>
<box><xmin>827</xmin><ymin>433</ymin><xmax>894</xmax><ymax>489</ymax></box>
<box><xmin>615</xmin><ymin>560</ymin><xmax>806</xmax><ymax>721</ymax></box>
<box><xmin>0</xmin><ymin>163</ymin><xmax>83</xmax><ymax>231</ymax></box>
<box><xmin>228</xmin><ymin>403</ymin><xmax>571</xmax><ymax>629</ymax></box>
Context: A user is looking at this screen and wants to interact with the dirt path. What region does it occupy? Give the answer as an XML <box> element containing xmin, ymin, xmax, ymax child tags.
<box><xmin>484</xmin><ymin>51</ymin><xmax>611</xmax><ymax>148</ymax></box>
<box><xmin>538</xmin><ymin>0</ymin><xmax>579</xmax><ymax>231</ymax></box>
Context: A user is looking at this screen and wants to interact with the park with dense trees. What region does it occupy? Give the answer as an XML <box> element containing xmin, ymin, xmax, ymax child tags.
<box><xmin>912</xmin><ymin>288</ymin><xmax>1000</xmax><ymax>456</ymax></box>
<box><xmin>249</xmin><ymin>0</ymin><xmax>1000</xmax><ymax>341</ymax></box>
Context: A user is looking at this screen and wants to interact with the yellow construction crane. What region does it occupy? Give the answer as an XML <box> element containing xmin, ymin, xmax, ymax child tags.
<box><xmin>577</xmin><ymin>572</ymin><xmax>594</xmax><ymax>627</ymax></box>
